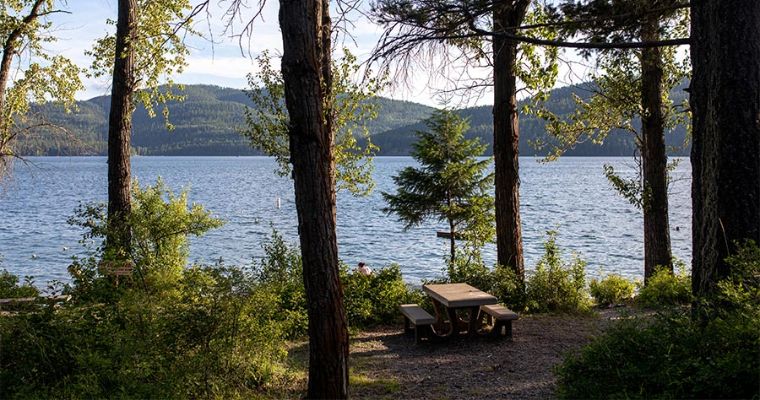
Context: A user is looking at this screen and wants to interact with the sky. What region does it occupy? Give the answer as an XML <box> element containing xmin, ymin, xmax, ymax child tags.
<box><xmin>45</xmin><ymin>0</ymin><xmax>590</xmax><ymax>107</ymax></box>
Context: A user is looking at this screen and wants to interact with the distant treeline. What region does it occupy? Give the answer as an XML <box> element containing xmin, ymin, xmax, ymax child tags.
<box><xmin>19</xmin><ymin>83</ymin><xmax>690</xmax><ymax>157</ymax></box>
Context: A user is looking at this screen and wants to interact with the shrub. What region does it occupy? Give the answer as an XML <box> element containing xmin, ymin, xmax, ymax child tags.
<box><xmin>525</xmin><ymin>231</ymin><xmax>590</xmax><ymax>313</ymax></box>
<box><xmin>589</xmin><ymin>274</ymin><xmax>635</xmax><ymax>307</ymax></box>
<box><xmin>716</xmin><ymin>240</ymin><xmax>760</xmax><ymax>315</ymax></box>
<box><xmin>636</xmin><ymin>262</ymin><xmax>692</xmax><ymax>308</ymax></box>
<box><xmin>556</xmin><ymin>243</ymin><xmax>760</xmax><ymax>399</ymax></box>
<box><xmin>439</xmin><ymin>232</ymin><xmax>591</xmax><ymax>313</ymax></box>
<box><xmin>446</xmin><ymin>248</ymin><xmax>497</xmax><ymax>294</ymax></box>
<box><xmin>252</xmin><ymin>230</ymin><xmax>308</xmax><ymax>338</ymax></box>
<box><xmin>0</xmin><ymin>180</ymin><xmax>289</xmax><ymax>398</ymax></box>
<box><xmin>67</xmin><ymin>178</ymin><xmax>223</xmax><ymax>300</ymax></box>
<box><xmin>253</xmin><ymin>230</ymin><xmax>422</xmax><ymax>333</ymax></box>
<box><xmin>0</xmin><ymin>269</ymin><xmax>39</xmax><ymax>298</ymax></box>
<box><xmin>0</xmin><ymin>265</ymin><xmax>289</xmax><ymax>399</ymax></box>
<box><xmin>556</xmin><ymin>310</ymin><xmax>759</xmax><ymax>399</ymax></box>
<box><xmin>343</xmin><ymin>263</ymin><xmax>424</xmax><ymax>328</ymax></box>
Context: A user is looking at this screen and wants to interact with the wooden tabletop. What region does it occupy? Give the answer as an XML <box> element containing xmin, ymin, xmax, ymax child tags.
<box><xmin>423</xmin><ymin>283</ymin><xmax>497</xmax><ymax>308</ymax></box>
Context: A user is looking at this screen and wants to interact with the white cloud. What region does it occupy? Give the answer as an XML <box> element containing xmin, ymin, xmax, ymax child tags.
<box><xmin>182</xmin><ymin>55</ymin><xmax>258</xmax><ymax>80</ymax></box>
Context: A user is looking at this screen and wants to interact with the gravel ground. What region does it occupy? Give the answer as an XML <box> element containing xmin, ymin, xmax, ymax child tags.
<box><xmin>348</xmin><ymin>312</ymin><xmax>615</xmax><ymax>399</ymax></box>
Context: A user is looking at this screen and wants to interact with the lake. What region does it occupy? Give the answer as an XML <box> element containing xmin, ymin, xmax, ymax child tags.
<box><xmin>0</xmin><ymin>156</ymin><xmax>692</xmax><ymax>285</ymax></box>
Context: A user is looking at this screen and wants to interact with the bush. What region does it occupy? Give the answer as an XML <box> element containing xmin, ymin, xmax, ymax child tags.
<box><xmin>589</xmin><ymin>274</ymin><xmax>635</xmax><ymax>307</ymax></box>
<box><xmin>0</xmin><ymin>265</ymin><xmax>289</xmax><ymax>399</ymax></box>
<box><xmin>343</xmin><ymin>264</ymin><xmax>424</xmax><ymax>328</ymax></box>
<box><xmin>0</xmin><ymin>179</ymin><xmax>289</xmax><ymax>398</ymax></box>
<box><xmin>525</xmin><ymin>231</ymin><xmax>590</xmax><ymax>313</ymax></box>
<box><xmin>636</xmin><ymin>262</ymin><xmax>692</xmax><ymax>308</ymax></box>
<box><xmin>557</xmin><ymin>310</ymin><xmax>759</xmax><ymax>399</ymax></box>
<box><xmin>0</xmin><ymin>269</ymin><xmax>39</xmax><ymax>298</ymax></box>
<box><xmin>253</xmin><ymin>230</ymin><xmax>422</xmax><ymax>333</ymax></box>
<box><xmin>556</xmin><ymin>243</ymin><xmax>760</xmax><ymax>399</ymax></box>
<box><xmin>67</xmin><ymin>178</ymin><xmax>223</xmax><ymax>301</ymax></box>
<box><xmin>252</xmin><ymin>230</ymin><xmax>308</xmax><ymax>338</ymax></box>
<box><xmin>438</xmin><ymin>232</ymin><xmax>591</xmax><ymax>313</ymax></box>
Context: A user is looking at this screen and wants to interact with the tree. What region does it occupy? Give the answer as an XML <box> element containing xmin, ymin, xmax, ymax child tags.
<box><xmin>89</xmin><ymin>0</ymin><xmax>193</xmax><ymax>256</ymax></box>
<box><xmin>103</xmin><ymin>0</ymin><xmax>137</xmax><ymax>257</ymax></box>
<box><xmin>244</xmin><ymin>48</ymin><xmax>383</xmax><ymax>196</ymax></box>
<box><xmin>383</xmin><ymin>109</ymin><xmax>494</xmax><ymax>262</ymax></box>
<box><xmin>541</xmin><ymin>0</ymin><xmax>690</xmax><ymax>281</ymax></box>
<box><xmin>278</xmin><ymin>0</ymin><xmax>349</xmax><ymax>397</ymax></box>
<box><xmin>0</xmin><ymin>0</ymin><xmax>82</xmax><ymax>178</ymax></box>
<box><xmin>372</xmin><ymin>0</ymin><xmax>560</xmax><ymax>284</ymax></box>
<box><xmin>690</xmin><ymin>1</ymin><xmax>760</xmax><ymax>299</ymax></box>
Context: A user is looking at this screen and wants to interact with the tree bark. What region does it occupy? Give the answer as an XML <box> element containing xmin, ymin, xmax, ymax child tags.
<box><xmin>279</xmin><ymin>0</ymin><xmax>349</xmax><ymax>398</ymax></box>
<box><xmin>690</xmin><ymin>0</ymin><xmax>760</xmax><ymax>298</ymax></box>
<box><xmin>640</xmin><ymin>16</ymin><xmax>673</xmax><ymax>282</ymax></box>
<box><xmin>106</xmin><ymin>0</ymin><xmax>137</xmax><ymax>255</ymax></box>
<box><xmin>449</xmin><ymin>216</ymin><xmax>456</xmax><ymax>262</ymax></box>
<box><xmin>492</xmin><ymin>0</ymin><xmax>530</xmax><ymax>281</ymax></box>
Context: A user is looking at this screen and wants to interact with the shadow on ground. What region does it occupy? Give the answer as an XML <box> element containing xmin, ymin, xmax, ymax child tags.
<box><xmin>348</xmin><ymin>314</ymin><xmax>609</xmax><ymax>400</ymax></box>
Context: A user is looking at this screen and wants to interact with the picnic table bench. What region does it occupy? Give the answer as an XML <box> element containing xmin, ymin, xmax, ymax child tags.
<box><xmin>400</xmin><ymin>304</ymin><xmax>436</xmax><ymax>343</ymax></box>
<box><xmin>0</xmin><ymin>295</ymin><xmax>72</xmax><ymax>315</ymax></box>
<box><xmin>401</xmin><ymin>283</ymin><xmax>519</xmax><ymax>343</ymax></box>
<box><xmin>479</xmin><ymin>303</ymin><xmax>519</xmax><ymax>339</ymax></box>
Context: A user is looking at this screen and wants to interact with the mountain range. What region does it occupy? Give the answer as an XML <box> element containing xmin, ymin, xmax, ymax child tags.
<box><xmin>18</xmin><ymin>83</ymin><xmax>690</xmax><ymax>157</ymax></box>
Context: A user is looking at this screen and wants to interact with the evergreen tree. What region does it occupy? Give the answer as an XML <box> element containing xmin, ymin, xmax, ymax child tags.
<box><xmin>383</xmin><ymin>109</ymin><xmax>494</xmax><ymax>262</ymax></box>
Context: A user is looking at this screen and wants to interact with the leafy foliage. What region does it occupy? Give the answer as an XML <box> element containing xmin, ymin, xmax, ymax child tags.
<box><xmin>556</xmin><ymin>243</ymin><xmax>760</xmax><ymax>399</ymax></box>
<box><xmin>252</xmin><ymin>230</ymin><xmax>421</xmax><ymax>333</ymax></box>
<box><xmin>716</xmin><ymin>241</ymin><xmax>760</xmax><ymax>315</ymax></box>
<box><xmin>589</xmin><ymin>273</ymin><xmax>635</xmax><ymax>306</ymax></box>
<box><xmin>0</xmin><ymin>270</ymin><xmax>39</xmax><ymax>298</ymax></box>
<box><xmin>434</xmin><ymin>231</ymin><xmax>591</xmax><ymax>314</ymax></box>
<box><xmin>525</xmin><ymin>231</ymin><xmax>591</xmax><ymax>313</ymax></box>
<box><xmin>244</xmin><ymin>49</ymin><xmax>384</xmax><ymax>196</ymax></box>
<box><xmin>0</xmin><ymin>265</ymin><xmax>290</xmax><ymax>399</ymax></box>
<box><xmin>343</xmin><ymin>264</ymin><xmax>424</xmax><ymax>329</ymax></box>
<box><xmin>67</xmin><ymin>178</ymin><xmax>223</xmax><ymax>298</ymax></box>
<box><xmin>251</xmin><ymin>229</ymin><xmax>308</xmax><ymax>339</ymax></box>
<box><xmin>636</xmin><ymin>263</ymin><xmax>692</xmax><ymax>308</ymax></box>
<box><xmin>383</xmin><ymin>109</ymin><xmax>494</xmax><ymax>262</ymax></box>
<box><xmin>1</xmin><ymin>0</ymin><xmax>84</xmax><ymax>177</ymax></box>
<box><xmin>86</xmin><ymin>0</ymin><xmax>195</xmax><ymax>127</ymax></box>
<box><xmin>0</xmin><ymin>186</ymin><xmax>292</xmax><ymax>399</ymax></box>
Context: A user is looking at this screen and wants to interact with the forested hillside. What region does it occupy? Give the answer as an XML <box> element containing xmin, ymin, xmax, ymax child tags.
<box><xmin>18</xmin><ymin>83</ymin><xmax>689</xmax><ymax>156</ymax></box>
<box><xmin>372</xmin><ymin>84</ymin><xmax>690</xmax><ymax>156</ymax></box>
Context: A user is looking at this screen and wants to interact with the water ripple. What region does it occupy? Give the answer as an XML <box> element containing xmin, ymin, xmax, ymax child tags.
<box><xmin>0</xmin><ymin>156</ymin><xmax>692</xmax><ymax>284</ymax></box>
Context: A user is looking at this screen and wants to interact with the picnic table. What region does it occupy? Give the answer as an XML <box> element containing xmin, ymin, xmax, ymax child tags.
<box><xmin>423</xmin><ymin>283</ymin><xmax>497</xmax><ymax>338</ymax></box>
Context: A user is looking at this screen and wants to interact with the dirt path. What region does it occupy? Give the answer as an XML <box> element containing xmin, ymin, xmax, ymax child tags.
<box><xmin>348</xmin><ymin>313</ymin><xmax>613</xmax><ymax>399</ymax></box>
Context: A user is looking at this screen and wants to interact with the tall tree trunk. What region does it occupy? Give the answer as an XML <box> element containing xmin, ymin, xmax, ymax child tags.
<box><xmin>106</xmin><ymin>0</ymin><xmax>137</xmax><ymax>256</ymax></box>
<box><xmin>640</xmin><ymin>16</ymin><xmax>673</xmax><ymax>282</ymax></box>
<box><xmin>690</xmin><ymin>0</ymin><xmax>760</xmax><ymax>298</ymax></box>
<box><xmin>449</xmin><ymin>216</ymin><xmax>456</xmax><ymax>262</ymax></box>
<box><xmin>492</xmin><ymin>0</ymin><xmax>530</xmax><ymax>282</ymax></box>
<box><xmin>279</xmin><ymin>0</ymin><xmax>349</xmax><ymax>398</ymax></box>
<box><xmin>0</xmin><ymin>43</ymin><xmax>15</xmax><ymax>121</ymax></box>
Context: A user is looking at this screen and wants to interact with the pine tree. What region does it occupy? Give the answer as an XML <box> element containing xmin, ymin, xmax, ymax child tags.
<box><xmin>383</xmin><ymin>109</ymin><xmax>494</xmax><ymax>262</ymax></box>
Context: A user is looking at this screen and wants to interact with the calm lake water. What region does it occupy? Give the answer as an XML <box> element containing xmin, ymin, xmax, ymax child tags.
<box><xmin>0</xmin><ymin>156</ymin><xmax>692</xmax><ymax>285</ymax></box>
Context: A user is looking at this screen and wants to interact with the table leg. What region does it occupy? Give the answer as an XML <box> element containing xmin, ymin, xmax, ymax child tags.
<box><xmin>431</xmin><ymin>298</ymin><xmax>454</xmax><ymax>337</ymax></box>
<box><xmin>467</xmin><ymin>306</ymin><xmax>481</xmax><ymax>337</ymax></box>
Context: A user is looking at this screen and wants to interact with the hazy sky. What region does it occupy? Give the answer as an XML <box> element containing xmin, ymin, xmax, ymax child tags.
<box><xmin>46</xmin><ymin>0</ymin><xmax>588</xmax><ymax>107</ymax></box>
